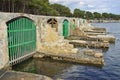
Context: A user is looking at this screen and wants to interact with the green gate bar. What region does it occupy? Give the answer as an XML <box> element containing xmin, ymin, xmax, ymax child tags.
<box><xmin>7</xmin><ymin>17</ymin><xmax>36</xmax><ymax>64</ymax></box>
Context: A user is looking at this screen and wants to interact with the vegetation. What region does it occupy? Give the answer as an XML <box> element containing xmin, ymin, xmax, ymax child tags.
<box><xmin>0</xmin><ymin>0</ymin><xmax>120</xmax><ymax>20</ymax></box>
<box><xmin>73</xmin><ymin>9</ymin><xmax>85</xmax><ymax>18</ymax></box>
<box><xmin>93</xmin><ymin>12</ymin><xmax>102</xmax><ymax>19</ymax></box>
<box><xmin>51</xmin><ymin>3</ymin><xmax>72</xmax><ymax>17</ymax></box>
<box><xmin>85</xmin><ymin>11</ymin><xmax>94</xmax><ymax>19</ymax></box>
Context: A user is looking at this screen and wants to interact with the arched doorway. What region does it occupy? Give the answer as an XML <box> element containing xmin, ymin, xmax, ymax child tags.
<box><xmin>47</xmin><ymin>18</ymin><xmax>58</xmax><ymax>31</ymax></box>
<box><xmin>7</xmin><ymin>16</ymin><xmax>36</xmax><ymax>64</ymax></box>
<box><xmin>63</xmin><ymin>19</ymin><xmax>69</xmax><ymax>37</ymax></box>
<box><xmin>71</xmin><ymin>19</ymin><xmax>76</xmax><ymax>29</ymax></box>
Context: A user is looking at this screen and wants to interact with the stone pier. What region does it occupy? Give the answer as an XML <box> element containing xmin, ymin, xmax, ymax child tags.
<box><xmin>34</xmin><ymin>48</ymin><xmax>104</xmax><ymax>66</ymax></box>
<box><xmin>69</xmin><ymin>40</ymin><xmax>109</xmax><ymax>48</ymax></box>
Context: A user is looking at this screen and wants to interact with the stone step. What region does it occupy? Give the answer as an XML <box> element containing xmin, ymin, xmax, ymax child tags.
<box><xmin>69</xmin><ymin>40</ymin><xmax>109</xmax><ymax>48</ymax></box>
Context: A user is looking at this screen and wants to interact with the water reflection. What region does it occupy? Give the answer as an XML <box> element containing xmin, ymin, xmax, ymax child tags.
<box><xmin>13</xmin><ymin>58</ymin><xmax>72</xmax><ymax>78</ymax></box>
<box><xmin>34</xmin><ymin>58</ymin><xmax>72</xmax><ymax>77</ymax></box>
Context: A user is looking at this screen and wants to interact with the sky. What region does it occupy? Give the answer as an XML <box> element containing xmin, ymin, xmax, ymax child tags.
<box><xmin>49</xmin><ymin>0</ymin><xmax>120</xmax><ymax>14</ymax></box>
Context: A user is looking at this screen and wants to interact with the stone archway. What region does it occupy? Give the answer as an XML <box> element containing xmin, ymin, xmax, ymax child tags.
<box><xmin>63</xmin><ymin>19</ymin><xmax>69</xmax><ymax>37</ymax></box>
<box><xmin>71</xmin><ymin>19</ymin><xmax>76</xmax><ymax>29</ymax></box>
<box><xmin>6</xmin><ymin>16</ymin><xmax>36</xmax><ymax>64</ymax></box>
<box><xmin>47</xmin><ymin>18</ymin><xmax>58</xmax><ymax>31</ymax></box>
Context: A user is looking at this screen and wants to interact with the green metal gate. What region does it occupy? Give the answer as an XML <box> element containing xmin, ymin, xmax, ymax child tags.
<box><xmin>63</xmin><ymin>20</ymin><xmax>69</xmax><ymax>37</ymax></box>
<box><xmin>7</xmin><ymin>17</ymin><xmax>36</xmax><ymax>64</ymax></box>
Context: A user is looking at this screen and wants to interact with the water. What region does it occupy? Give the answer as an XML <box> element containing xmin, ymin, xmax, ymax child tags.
<box><xmin>92</xmin><ymin>23</ymin><xmax>120</xmax><ymax>34</ymax></box>
<box><xmin>13</xmin><ymin>23</ymin><xmax>120</xmax><ymax>80</ymax></box>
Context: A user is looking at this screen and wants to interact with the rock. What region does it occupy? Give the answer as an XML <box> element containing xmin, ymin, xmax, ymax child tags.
<box><xmin>33</xmin><ymin>53</ymin><xmax>45</xmax><ymax>58</ymax></box>
<box><xmin>1</xmin><ymin>71</ymin><xmax>53</xmax><ymax>80</ymax></box>
<box><xmin>72</xmin><ymin>48</ymin><xmax>78</xmax><ymax>53</ymax></box>
<box><xmin>84</xmin><ymin>58</ymin><xmax>90</xmax><ymax>63</ymax></box>
<box><xmin>97</xmin><ymin>35</ymin><xmax>116</xmax><ymax>43</ymax></box>
<box><xmin>68</xmin><ymin>44</ymin><xmax>74</xmax><ymax>49</ymax></box>
<box><xmin>70</xmin><ymin>27</ymin><xmax>88</xmax><ymax>37</ymax></box>
<box><xmin>94</xmin><ymin>53</ymin><xmax>103</xmax><ymax>58</ymax></box>
<box><xmin>85</xmin><ymin>49</ymin><xmax>95</xmax><ymax>56</ymax></box>
<box><xmin>52</xmin><ymin>57</ymin><xmax>59</xmax><ymax>60</ymax></box>
<box><xmin>102</xmin><ymin>59</ymin><xmax>105</xmax><ymax>64</ymax></box>
<box><xmin>43</xmin><ymin>24</ymin><xmax>59</xmax><ymax>43</ymax></box>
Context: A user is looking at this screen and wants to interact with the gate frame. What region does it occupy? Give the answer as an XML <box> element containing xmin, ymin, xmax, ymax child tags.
<box><xmin>6</xmin><ymin>16</ymin><xmax>37</xmax><ymax>65</ymax></box>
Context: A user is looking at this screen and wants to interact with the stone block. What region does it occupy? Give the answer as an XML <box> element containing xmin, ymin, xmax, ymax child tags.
<box><xmin>85</xmin><ymin>49</ymin><xmax>95</xmax><ymax>56</ymax></box>
<box><xmin>94</xmin><ymin>53</ymin><xmax>103</xmax><ymax>58</ymax></box>
<box><xmin>71</xmin><ymin>48</ymin><xmax>78</xmax><ymax>53</ymax></box>
<box><xmin>0</xmin><ymin>49</ymin><xmax>4</xmax><ymax>69</ymax></box>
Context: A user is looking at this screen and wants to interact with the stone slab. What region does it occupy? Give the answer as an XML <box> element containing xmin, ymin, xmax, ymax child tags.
<box><xmin>0</xmin><ymin>71</ymin><xmax>53</xmax><ymax>80</ymax></box>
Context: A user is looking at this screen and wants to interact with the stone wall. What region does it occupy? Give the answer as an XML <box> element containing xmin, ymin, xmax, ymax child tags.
<box><xmin>0</xmin><ymin>21</ymin><xmax>9</xmax><ymax>69</ymax></box>
<box><xmin>70</xmin><ymin>27</ymin><xmax>88</xmax><ymax>37</ymax></box>
<box><xmin>78</xmin><ymin>19</ymin><xmax>94</xmax><ymax>31</ymax></box>
<box><xmin>0</xmin><ymin>12</ymin><xmax>91</xmax><ymax>69</ymax></box>
<box><xmin>39</xmin><ymin>24</ymin><xmax>77</xmax><ymax>55</ymax></box>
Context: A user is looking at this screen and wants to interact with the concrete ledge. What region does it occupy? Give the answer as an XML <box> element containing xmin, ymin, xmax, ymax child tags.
<box><xmin>34</xmin><ymin>49</ymin><xmax>104</xmax><ymax>66</ymax></box>
<box><xmin>0</xmin><ymin>71</ymin><xmax>53</xmax><ymax>80</ymax></box>
<box><xmin>69</xmin><ymin>40</ymin><xmax>109</xmax><ymax>48</ymax></box>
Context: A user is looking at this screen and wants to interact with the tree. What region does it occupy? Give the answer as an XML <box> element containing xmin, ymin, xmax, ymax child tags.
<box><xmin>0</xmin><ymin>0</ymin><xmax>120</xmax><ymax>20</ymax></box>
<box><xmin>73</xmin><ymin>8</ymin><xmax>85</xmax><ymax>18</ymax></box>
<box><xmin>85</xmin><ymin>11</ymin><xmax>94</xmax><ymax>19</ymax></box>
<box><xmin>93</xmin><ymin>12</ymin><xmax>102</xmax><ymax>19</ymax></box>
<box><xmin>102</xmin><ymin>13</ymin><xmax>110</xmax><ymax>19</ymax></box>
<box><xmin>51</xmin><ymin>3</ymin><xmax>72</xmax><ymax>17</ymax></box>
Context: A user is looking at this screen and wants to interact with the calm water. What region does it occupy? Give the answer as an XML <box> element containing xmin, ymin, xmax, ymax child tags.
<box><xmin>13</xmin><ymin>23</ymin><xmax>120</xmax><ymax>80</ymax></box>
